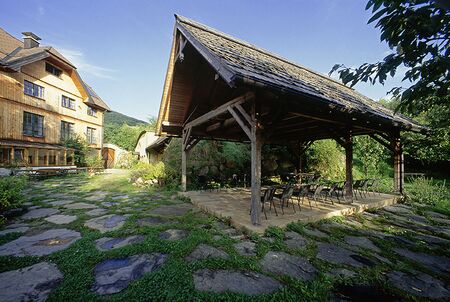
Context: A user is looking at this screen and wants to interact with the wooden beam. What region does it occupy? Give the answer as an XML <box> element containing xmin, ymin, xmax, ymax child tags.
<box><xmin>185</xmin><ymin>138</ymin><xmax>199</xmax><ymax>152</ymax></box>
<box><xmin>185</xmin><ymin>92</ymin><xmax>254</xmax><ymax>129</ymax></box>
<box><xmin>235</xmin><ymin>104</ymin><xmax>253</xmax><ymax>127</ymax></box>
<box><xmin>175</xmin><ymin>35</ymin><xmax>187</xmax><ymax>62</ymax></box>
<box><xmin>228</xmin><ymin>107</ymin><xmax>252</xmax><ymax>141</ymax></box>
<box><xmin>290</xmin><ymin>112</ymin><xmax>345</xmax><ymax>125</ymax></box>
<box><xmin>369</xmin><ymin>134</ymin><xmax>393</xmax><ymax>152</ymax></box>
<box><xmin>205</xmin><ymin>117</ymin><xmax>236</xmax><ymax>132</ymax></box>
<box><xmin>183</xmin><ymin>126</ymin><xmax>192</xmax><ymax>148</ymax></box>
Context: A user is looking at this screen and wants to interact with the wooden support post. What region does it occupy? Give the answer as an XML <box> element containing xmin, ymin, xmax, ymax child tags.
<box><xmin>181</xmin><ymin>128</ymin><xmax>188</xmax><ymax>192</ymax></box>
<box><xmin>10</xmin><ymin>147</ymin><xmax>14</xmax><ymax>163</ymax></box>
<box><xmin>45</xmin><ymin>150</ymin><xmax>49</xmax><ymax>166</ymax></box>
<box><xmin>250</xmin><ymin>102</ymin><xmax>262</xmax><ymax>225</ymax></box>
<box><xmin>344</xmin><ymin>130</ymin><xmax>353</xmax><ymax>201</ymax></box>
<box><xmin>63</xmin><ymin>149</ymin><xmax>67</xmax><ymax>166</ymax></box>
<box><xmin>55</xmin><ymin>150</ymin><xmax>60</xmax><ymax>166</ymax></box>
<box><xmin>24</xmin><ymin>148</ymin><xmax>29</xmax><ymax>165</ymax></box>
<box><xmin>393</xmin><ymin>133</ymin><xmax>404</xmax><ymax>194</ymax></box>
<box><xmin>34</xmin><ymin>149</ymin><xmax>39</xmax><ymax>166</ymax></box>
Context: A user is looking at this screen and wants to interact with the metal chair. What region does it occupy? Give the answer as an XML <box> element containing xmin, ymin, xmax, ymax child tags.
<box><xmin>274</xmin><ymin>185</ymin><xmax>295</xmax><ymax>214</ymax></box>
<box><xmin>293</xmin><ymin>184</ymin><xmax>312</xmax><ymax>210</ymax></box>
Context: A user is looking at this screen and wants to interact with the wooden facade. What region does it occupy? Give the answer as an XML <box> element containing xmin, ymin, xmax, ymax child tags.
<box><xmin>0</xmin><ymin>29</ymin><xmax>109</xmax><ymax>167</ymax></box>
<box><xmin>156</xmin><ymin>16</ymin><xmax>424</xmax><ymax>225</ymax></box>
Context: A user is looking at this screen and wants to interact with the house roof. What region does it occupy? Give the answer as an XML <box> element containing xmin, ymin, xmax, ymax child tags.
<box><xmin>171</xmin><ymin>15</ymin><xmax>423</xmax><ymax>133</ymax></box>
<box><xmin>0</xmin><ymin>27</ymin><xmax>109</xmax><ymax>111</ymax></box>
<box><xmin>134</xmin><ymin>131</ymin><xmax>170</xmax><ymax>152</ymax></box>
<box><xmin>83</xmin><ymin>83</ymin><xmax>110</xmax><ymax>110</ymax></box>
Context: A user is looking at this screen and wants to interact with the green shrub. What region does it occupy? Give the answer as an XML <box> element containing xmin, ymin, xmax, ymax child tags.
<box><xmin>130</xmin><ymin>162</ymin><xmax>166</xmax><ymax>182</ymax></box>
<box><xmin>405</xmin><ymin>177</ymin><xmax>449</xmax><ymax>206</ymax></box>
<box><xmin>305</xmin><ymin>139</ymin><xmax>346</xmax><ymax>180</ymax></box>
<box><xmin>61</xmin><ymin>135</ymin><xmax>89</xmax><ymax>166</ymax></box>
<box><xmin>115</xmin><ymin>152</ymin><xmax>137</xmax><ymax>169</ymax></box>
<box><xmin>85</xmin><ymin>155</ymin><xmax>104</xmax><ymax>168</ymax></box>
<box><xmin>0</xmin><ymin>176</ymin><xmax>27</xmax><ymax>217</ymax></box>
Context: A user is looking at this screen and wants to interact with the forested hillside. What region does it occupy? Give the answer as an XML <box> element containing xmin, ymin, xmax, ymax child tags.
<box><xmin>103</xmin><ymin>111</ymin><xmax>155</xmax><ymax>151</ymax></box>
<box><xmin>104</xmin><ymin>111</ymin><xmax>148</xmax><ymax>126</ymax></box>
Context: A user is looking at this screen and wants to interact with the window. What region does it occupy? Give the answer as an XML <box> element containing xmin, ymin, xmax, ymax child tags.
<box><xmin>0</xmin><ymin>148</ymin><xmax>11</xmax><ymax>164</ymax></box>
<box><xmin>14</xmin><ymin>149</ymin><xmax>24</xmax><ymax>161</ymax></box>
<box><xmin>87</xmin><ymin>106</ymin><xmax>97</xmax><ymax>117</ymax></box>
<box><xmin>45</xmin><ymin>63</ymin><xmax>62</xmax><ymax>77</ymax></box>
<box><xmin>49</xmin><ymin>155</ymin><xmax>56</xmax><ymax>165</ymax></box>
<box><xmin>61</xmin><ymin>95</ymin><xmax>75</xmax><ymax>110</ymax></box>
<box><xmin>23</xmin><ymin>112</ymin><xmax>44</xmax><ymax>137</ymax></box>
<box><xmin>24</xmin><ymin>80</ymin><xmax>45</xmax><ymax>99</ymax></box>
<box><xmin>86</xmin><ymin>127</ymin><xmax>96</xmax><ymax>144</ymax></box>
<box><xmin>60</xmin><ymin>121</ymin><xmax>74</xmax><ymax>140</ymax></box>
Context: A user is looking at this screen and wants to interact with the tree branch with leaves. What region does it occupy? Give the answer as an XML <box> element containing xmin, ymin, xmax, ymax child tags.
<box><xmin>330</xmin><ymin>0</ymin><xmax>449</xmax><ymax>114</ymax></box>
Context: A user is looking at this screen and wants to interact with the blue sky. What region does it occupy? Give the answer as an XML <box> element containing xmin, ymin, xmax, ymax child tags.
<box><xmin>1</xmin><ymin>0</ymin><xmax>404</xmax><ymax>121</ymax></box>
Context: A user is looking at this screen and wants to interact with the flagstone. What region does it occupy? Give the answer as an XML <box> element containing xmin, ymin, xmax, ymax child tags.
<box><xmin>0</xmin><ymin>262</ymin><xmax>63</xmax><ymax>302</ymax></box>
<box><xmin>92</xmin><ymin>253</ymin><xmax>167</xmax><ymax>295</ymax></box>
<box><xmin>95</xmin><ymin>235</ymin><xmax>145</xmax><ymax>251</ymax></box>
<box><xmin>21</xmin><ymin>208</ymin><xmax>60</xmax><ymax>220</ymax></box>
<box><xmin>0</xmin><ymin>228</ymin><xmax>81</xmax><ymax>256</ymax></box>
<box><xmin>193</xmin><ymin>269</ymin><xmax>282</xmax><ymax>295</ymax></box>
<box><xmin>84</xmin><ymin>215</ymin><xmax>127</xmax><ymax>233</ymax></box>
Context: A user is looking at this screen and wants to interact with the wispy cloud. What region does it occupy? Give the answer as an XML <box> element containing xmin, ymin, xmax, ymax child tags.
<box><xmin>58</xmin><ymin>48</ymin><xmax>117</xmax><ymax>80</ymax></box>
<box><xmin>37</xmin><ymin>5</ymin><xmax>45</xmax><ymax>16</ymax></box>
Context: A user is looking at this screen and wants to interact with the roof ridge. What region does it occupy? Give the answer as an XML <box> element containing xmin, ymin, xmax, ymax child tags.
<box><xmin>175</xmin><ymin>15</ymin><xmax>351</xmax><ymax>90</ymax></box>
<box><xmin>0</xmin><ymin>27</ymin><xmax>24</xmax><ymax>46</ymax></box>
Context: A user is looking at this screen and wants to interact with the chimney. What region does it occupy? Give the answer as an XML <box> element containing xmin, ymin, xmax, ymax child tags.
<box><xmin>22</xmin><ymin>32</ymin><xmax>41</xmax><ymax>49</ymax></box>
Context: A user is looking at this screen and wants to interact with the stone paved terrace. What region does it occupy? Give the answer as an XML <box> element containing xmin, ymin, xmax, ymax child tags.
<box><xmin>0</xmin><ymin>171</ymin><xmax>449</xmax><ymax>301</ymax></box>
<box><xmin>183</xmin><ymin>188</ymin><xmax>400</xmax><ymax>233</ymax></box>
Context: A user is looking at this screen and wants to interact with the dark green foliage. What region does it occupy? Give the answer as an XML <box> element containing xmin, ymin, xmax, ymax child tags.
<box><xmin>161</xmin><ymin>139</ymin><xmax>250</xmax><ymax>188</ymax></box>
<box><xmin>61</xmin><ymin>135</ymin><xmax>89</xmax><ymax>166</ymax></box>
<box><xmin>330</xmin><ymin>0</ymin><xmax>450</xmax><ymax>114</ymax></box>
<box><xmin>380</xmin><ymin>98</ymin><xmax>450</xmax><ymax>166</ymax></box>
<box><xmin>0</xmin><ymin>176</ymin><xmax>26</xmax><ymax>220</ymax></box>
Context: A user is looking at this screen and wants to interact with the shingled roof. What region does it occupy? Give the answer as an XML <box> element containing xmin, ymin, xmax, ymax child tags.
<box><xmin>0</xmin><ymin>27</ymin><xmax>109</xmax><ymax>111</ymax></box>
<box><xmin>174</xmin><ymin>15</ymin><xmax>423</xmax><ymax>132</ymax></box>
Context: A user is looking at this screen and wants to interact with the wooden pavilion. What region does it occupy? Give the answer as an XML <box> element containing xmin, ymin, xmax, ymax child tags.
<box><xmin>156</xmin><ymin>15</ymin><xmax>425</xmax><ymax>225</ymax></box>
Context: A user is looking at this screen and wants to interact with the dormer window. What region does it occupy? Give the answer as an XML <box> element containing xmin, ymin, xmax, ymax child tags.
<box><xmin>45</xmin><ymin>62</ymin><xmax>62</xmax><ymax>77</ymax></box>
<box><xmin>61</xmin><ymin>95</ymin><xmax>76</xmax><ymax>110</ymax></box>
<box><xmin>87</xmin><ymin>106</ymin><xmax>97</xmax><ymax>117</ymax></box>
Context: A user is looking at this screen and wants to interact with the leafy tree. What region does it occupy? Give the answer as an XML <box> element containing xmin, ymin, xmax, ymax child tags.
<box><xmin>353</xmin><ymin>135</ymin><xmax>389</xmax><ymax>177</ymax></box>
<box><xmin>380</xmin><ymin>97</ymin><xmax>450</xmax><ymax>164</ymax></box>
<box><xmin>61</xmin><ymin>135</ymin><xmax>90</xmax><ymax>166</ymax></box>
<box><xmin>305</xmin><ymin>140</ymin><xmax>346</xmax><ymax>180</ymax></box>
<box><xmin>330</xmin><ymin>0</ymin><xmax>449</xmax><ymax>114</ymax></box>
<box><xmin>104</xmin><ymin>123</ymin><xmax>150</xmax><ymax>151</ymax></box>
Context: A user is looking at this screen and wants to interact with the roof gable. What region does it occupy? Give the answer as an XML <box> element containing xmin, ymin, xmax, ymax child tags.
<box><xmin>172</xmin><ymin>15</ymin><xmax>422</xmax><ymax>132</ymax></box>
<box><xmin>0</xmin><ymin>27</ymin><xmax>110</xmax><ymax>111</ymax></box>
